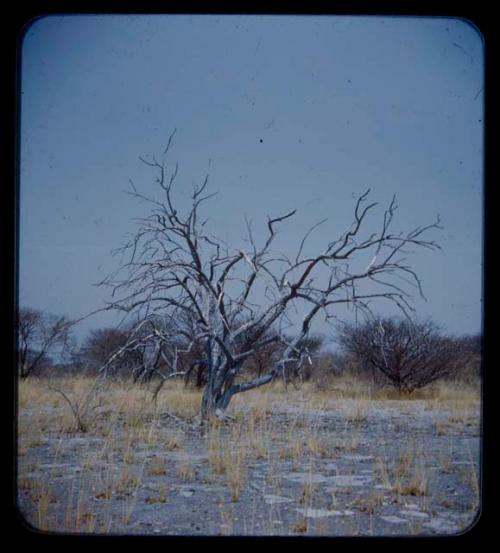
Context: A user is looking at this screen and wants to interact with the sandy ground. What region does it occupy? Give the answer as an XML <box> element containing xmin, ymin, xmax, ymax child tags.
<box><xmin>17</xmin><ymin>393</ymin><xmax>481</xmax><ymax>537</ymax></box>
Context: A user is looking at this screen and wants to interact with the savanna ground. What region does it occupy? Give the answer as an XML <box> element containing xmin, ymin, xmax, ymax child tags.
<box><xmin>16</xmin><ymin>375</ymin><xmax>481</xmax><ymax>537</ymax></box>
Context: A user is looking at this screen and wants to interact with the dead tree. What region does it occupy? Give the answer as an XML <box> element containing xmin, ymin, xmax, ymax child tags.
<box><xmin>99</xmin><ymin>139</ymin><xmax>441</xmax><ymax>420</ymax></box>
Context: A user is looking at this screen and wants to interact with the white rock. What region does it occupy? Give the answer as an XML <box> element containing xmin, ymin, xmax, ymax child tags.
<box><xmin>403</xmin><ymin>503</ymin><xmax>419</xmax><ymax>510</ymax></box>
<box><xmin>380</xmin><ymin>515</ymin><xmax>408</xmax><ymax>524</ymax></box>
<box><xmin>423</xmin><ymin>519</ymin><xmax>458</xmax><ymax>532</ymax></box>
<box><xmin>299</xmin><ymin>508</ymin><xmax>354</xmax><ymax>519</ymax></box>
<box><xmin>343</xmin><ymin>454</ymin><xmax>374</xmax><ymax>462</ymax></box>
<box><xmin>284</xmin><ymin>472</ymin><xmax>332</xmax><ymax>484</ymax></box>
<box><xmin>330</xmin><ymin>474</ymin><xmax>373</xmax><ymax>487</ymax></box>
<box><xmin>400</xmin><ymin>510</ymin><xmax>429</xmax><ymax>519</ymax></box>
<box><xmin>263</xmin><ymin>494</ymin><xmax>293</xmax><ymax>505</ymax></box>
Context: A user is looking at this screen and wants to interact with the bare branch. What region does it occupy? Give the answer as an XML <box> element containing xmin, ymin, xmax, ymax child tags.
<box><xmin>97</xmin><ymin>152</ymin><xmax>441</xmax><ymax>420</ymax></box>
<box><xmin>163</xmin><ymin>128</ymin><xmax>177</xmax><ymax>155</ymax></box>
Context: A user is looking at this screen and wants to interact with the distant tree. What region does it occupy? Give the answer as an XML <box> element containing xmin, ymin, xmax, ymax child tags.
<box><xmin>130</xmin><ymin>316</ymin><xmax>191</xmax><ymax>383</ymax></box>
<box><xmin>182</xmin><ymin>326</ymin><xmax>322</xmax><ymax>388</ymax></box>
<box><xmin>18</xmin><ymin>308</ymin><xmax>73</xmax><ymax>378</ymax></box>
<box><xmin>310</xmin><ymin>350</ymin><xmax>349</xmax><ymax>390</ymax></box>
<box><xmin>80</xmin><ymin>327</ymin><xmax>142</xmax><ymax>376</ymax></box>
<box><xmin>91</xmin><ymin>315</ymin><xmax>200</xmax><ymax>390</ymax></box>
<box><xmin>243</xmin><ymin>335</ymin><xmax>284</xmax><ymax>379</ymax></box>
<box><xmin>451</xmin><ymin>333</ymin><xmax>482</xmax><ymax>384</ymax></box>
<box><xmin>336</xmin><ymin>317</ymin><xmax>466</xmax><ymax>392</ymax></box>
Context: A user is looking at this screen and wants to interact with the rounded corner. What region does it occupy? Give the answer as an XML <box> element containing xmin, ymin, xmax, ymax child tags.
<box><xmin>445</xmin><ymin>16</ymin><xmax>485</xmax><ymax>48</ymax></box>
<box><xmin>14</xmin><ymin>500</ymin><xmax>45</xmax><ymax>534</ymax></box>
<box><xmin>449</xmin><ymin>504</ymin><xmax>482</xmax><ymax>537</ymax></box>
<box><xmin>15</xmin><ymin>498</ymin><xmax>74</xmax><ymax>536</ymax></box>
<box><xmin>17</xmin><ymin>14</ymin><xmax>60</xmax><ymax>50</ymax></box>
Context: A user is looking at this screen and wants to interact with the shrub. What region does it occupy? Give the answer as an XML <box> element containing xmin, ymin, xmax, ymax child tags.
<box><xmin>336</xmin><ymin>317</ymin><xmax>473</xmax><ymax>392</ymax></box>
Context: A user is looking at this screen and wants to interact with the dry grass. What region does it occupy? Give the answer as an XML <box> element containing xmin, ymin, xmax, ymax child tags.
<box><xmin>246</xmin><ymin>415</ymin><xmax>271</xmax><ymax>459</ymax></box>
<box><xmin>278</xmin><ymin>425</ymin><xmax>305</xmax><ymax>463</ymax></box>
<box><xmin>17</xmin><ymin>373</ymin><xmax>480</xmax><ymax>534</ymax></box>
<box><xmin>164</xmin><ymin>430</ymin><xmax>184</xmax><ymax>451</ymax></box>
<box><xmin>121</xmin><ymin>460</ymin><xmax>146</xmax><ymax>525</ymax></box>
<box><xmin>19</xmin><ymin>374</ymin><xmax>480</xmax><ymax>411</ymax></box>
<box><xmin>311</xmin><ymin>375</ymin><xmax>374</xmax><ymax>401</ymax></box>
<box><xmin>217</xmin><ymin>500</ymin><xmax>235</xmax><ymax>535</ymax></box>
<box><xmin>298</xmin><ymin>462</ymin><xmax>318</xmax><ymax>507</ymax></box>
<box><xmin>354</xmin><ymin>494</ymin><xmax>383</xmax><ymax>515</ymax></box>
<box><xmin>344</xmin><ymin>400</ymin><xmax>369</xmax><ymax>424</ymax></box>
<box><xmin>437</xmin><ymin>453</ymin><xmax>453</xmax><ymax>474</ymax></box>
<box><xmin>145</xmin><ymin>487</ymin><xmax>168</xmax><ymax>504</ymax></box>
<box><xmin>462</xmin><ymin>440</ymin><xmax>480</xmax><ymax>513</ymax></box>
<box><xmin>115</xmin><ymin>464</ymin><xmax>143</xmax><ymax>496</ymax></box>
<box><xmin>375</xmin><ymin>441</ymin><xmax>430</xmax><ymax>507</ymax></box>
<box><xmin>207</xmin><ymin>423</ymin><xmax>248</xmax><ymax>501</ymax></box>
<box><xmin>19</xmin><ymin>376</ymin><xmax>202</xmax><ymax>431</ymax></box>
<box><xmin>146</xmin><ymin>455</ymin><xmax>167</xmax><ymax>476</ymax></box>
<box><xmin>396</xmin><ymin>467</ymin><xmax>428</xmax><ymax>498</ymax></box>
<box><xmin>291</xmin><ymin>517</ymin><xmax>309</xmax><ymax>533</ymax></box>
<box><xmin>176</xmin><ymin>453</ymin><xmax>195</xmax><ymax>481</ymax></box>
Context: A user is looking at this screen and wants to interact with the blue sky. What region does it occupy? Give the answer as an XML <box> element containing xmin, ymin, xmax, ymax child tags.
<box><xmin>19</xmin><ymin>14</ymin><xmax>484</xmax><ymax>343</ymax></box>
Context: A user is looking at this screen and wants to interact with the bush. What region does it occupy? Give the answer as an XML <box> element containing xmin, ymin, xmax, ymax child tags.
<box><xmin>336</xmin><ymin>317</ymin><xmax>474</xmax><ymax>393</ymax></box>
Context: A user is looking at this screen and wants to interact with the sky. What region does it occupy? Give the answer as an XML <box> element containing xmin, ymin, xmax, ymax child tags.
<box><xmin>19</xmin><ymin>14</ymin><xmax>484</xmax><ymax>345</ymax></box>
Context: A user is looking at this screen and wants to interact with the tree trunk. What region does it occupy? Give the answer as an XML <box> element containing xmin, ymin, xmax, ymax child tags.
<box><xmin>200</xmin><ymin>383</ymin><xmax>233</xmax><ymax>420</ymax></box>
<box><xmin>200</xmin><ymin>368</ymin><xmax>278</xmax><ymax>422</ymax></box>
<box><xmin>199</xmin><ymin>359</ymin><xmax>246</xmax><ymax>420</ymax></box>
<box><xmin>200</xmin><ymin>384</ymin><xmax>218</xmax><ymax>420</ymax></box>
